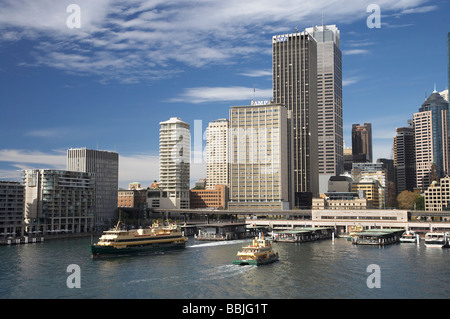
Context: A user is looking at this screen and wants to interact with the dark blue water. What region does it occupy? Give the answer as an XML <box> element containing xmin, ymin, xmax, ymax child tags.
<box><xmin>1</xmin><ymin>236</ymin><xmax>450</xmax><ymax>299</ymax></box>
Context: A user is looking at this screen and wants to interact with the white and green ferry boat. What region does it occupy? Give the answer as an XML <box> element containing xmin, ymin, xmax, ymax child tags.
<box><xmin>90</xmin><ymin>221</ymin><xmax>188</xmax><ymax>257</ymax></box>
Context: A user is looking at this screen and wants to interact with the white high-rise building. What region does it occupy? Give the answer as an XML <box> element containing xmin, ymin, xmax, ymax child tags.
<box><xmin>67</xmin><ymin>148</ymin><xmax>119</xmax><ymax>229</ymax></box>
<box><xmin>206</xmin><ymin>119</ymin><xmax>229</xmax><ymax>189</ymax></box>
<box><xmin>159</xmin><ymin>117</ymin><xmax>190</xmax><ymax>209</ymax></box>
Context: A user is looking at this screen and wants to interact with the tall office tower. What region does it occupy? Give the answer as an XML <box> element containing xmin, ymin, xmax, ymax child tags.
<box><xmin>228</xmin><ymin>102</ymin><xmax>294</xmax><ymax>210</ymax></box>
<box><xmin>413</xmin><ymin>90</ymin><xmax>450</xmax><ymax>190</ymax></box>
<box><xmin>67</xmin><ymin>148</ymin><xmax>119</xmax><ymax>229</ymax></box>
<box><xmin>441</xmin><ymin>89</ymin><xmax>449</xmax><ymax>102</ymax></box>
<box><xmin>205</xmin><ymin>119</ymin><xmax>229</xmax><ymax>189</ymax></box>
<box><xmin>393</xmin><ymin>120</ymin><xmax>416</xmax><ymax>194</ymax></box>
<box><xmin>23</xmin><ymin>169</ymin><xmax>95</xmax><ymax>234</ymax></box>
<box><xmin>305</xmin><ymin>25</ymin><xmax>343</xmax><ymax>176</ymax></box>
<box><xmin>272</xmin><ymin>30</ymin><xmax>319</xmax><ymax>200</ymax></box>
<box><xmin>159</xmin><ymin>117</ymin><xmax>190</xmax><ymax>209</ymax></box>
<box><xmin>352</xmin><ymin>123</ymin><xmax>373</xmax><ymax>163</ymax></box>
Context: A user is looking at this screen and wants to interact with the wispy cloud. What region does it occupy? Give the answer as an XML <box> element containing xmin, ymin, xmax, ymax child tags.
<box><xmin>342</xmin><ymin>49</ymin><xmax>370</xmax><ymax>55</ymax></box>
<box><xmin>238</xmin><ymin>69</ymin><xmax>272</xmax><ymax>78</ymax></box>
<box><xmin>0</xmin><ymin>0</ymin><xmax>434</xmax><ymax>83</ymax></box>
<box><xmin>169</xmin><ymin>86</ymin><xmax>273</xmax><ymax>104</ymax></box>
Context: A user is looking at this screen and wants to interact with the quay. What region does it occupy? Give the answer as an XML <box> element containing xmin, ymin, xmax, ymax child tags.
<box><xmin>194</xmin><ymin>222</ymin><xmax>246</xmax><ymax>241</ymax></box>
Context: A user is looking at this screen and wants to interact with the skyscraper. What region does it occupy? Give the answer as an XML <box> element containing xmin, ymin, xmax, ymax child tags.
<box><xmin>305</xmin><ymin>25</ymin><xmax>343</xmax><ymax>176</ymax></box>
<box><xmin>448</xmin><ymin>32</ymin><xmax>449</xmax><ymax>93</ymax></box>
<box><xmin>159</xmin><ymin>117</ymin><xmax>190</xmax><ymax>209</ymax></box>
<box><xmin>413</xmin><ymin>90</ymin><xmax>450</xmax><ymax>190</ymax></box>
<box><xmin>67</xmin><ymin>148</ymin><xmax>119</xmax><ymax>228</ymax></box>
<box><xmin>352</xmin><ymin>123</ymin><xmax>373</xmax><ymax>163</ymax></box>
<box><xmin>228</xmin><ymin>102</ymin><xmax>293</xmax><ymax>210</ymax></box>
<box><xmin>393</xmin><ymin>120</ymin><xmax>416</xmax><ymax>194</ymax></box>
<box><xmin>272</xmin><ymin>30</ymin><xmax>319</xmax><ymax>199</ymax></box>
<box><xmin>205</xmin><ymin>119</ymin><xmax>229</xmax><ymax>189</ymax></box>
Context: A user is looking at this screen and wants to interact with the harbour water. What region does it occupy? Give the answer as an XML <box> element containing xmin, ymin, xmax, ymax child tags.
<box><xmin>1</xmin><ymin>236</ymin><xmax>450</xmax><ymax>299</ymax></box>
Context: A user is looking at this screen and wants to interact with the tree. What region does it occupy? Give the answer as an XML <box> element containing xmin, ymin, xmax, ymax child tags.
<box><xmin>396</xmin><ymin>190</ymin><xmax>417</xmax><ymax>209</ymax></box>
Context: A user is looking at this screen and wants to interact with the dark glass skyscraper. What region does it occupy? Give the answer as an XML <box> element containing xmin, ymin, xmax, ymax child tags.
<box><xmin>272</xmin><ymin>30</ymin><xmax>319</xmax><ymax>198</ymax></box>
<box><xmin>352</xmin><ymin>123</ymin><xmax>373</xmax><ymax>163</ymax></box>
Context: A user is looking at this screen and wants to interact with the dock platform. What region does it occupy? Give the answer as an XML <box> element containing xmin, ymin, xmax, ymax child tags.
<box><xmin>273</xmin><ymin>227</ymin><xmax>334</xmax><ymax>243</ymax></box>
<box><xmin>351</xmin><ymin>229</ymin><xmax>404</xmax><ymax>246</ymax></box>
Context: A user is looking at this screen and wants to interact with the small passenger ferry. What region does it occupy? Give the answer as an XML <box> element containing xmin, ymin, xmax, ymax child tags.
<box><xmin>232</xmin><ymin>233</ymin><xmax>279</xmax><ymax>266</ymax></box>
<box><xmin>399</xmin><ymin>230</ymin><xmax>418</xmax><ymax>243</ymax></box>
<box><xmin>424</xmin><ymin>232</ymin><xmax>450</xmax><ymax>248</ymax></box>
<box><xmin>90</xmin><ymin>220</ymin><xmax>188</xmax><ymax>257</ymax></box>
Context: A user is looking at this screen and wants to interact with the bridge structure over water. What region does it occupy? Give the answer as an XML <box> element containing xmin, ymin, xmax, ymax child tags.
<box><xmin>152</xmin><ymin>208</ymin><xmax>450</xmax><ymax>235</ymax></box>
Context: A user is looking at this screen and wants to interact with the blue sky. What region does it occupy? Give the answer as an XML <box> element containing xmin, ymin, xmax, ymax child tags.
<box><xmin>0</xmin><ymin>0</ymin><xmax>449</xmax><ymax>188</ymax></box>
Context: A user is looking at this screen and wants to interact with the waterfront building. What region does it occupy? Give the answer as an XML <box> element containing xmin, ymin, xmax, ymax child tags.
<box><xmin>305</xmin><ymin>25</ymin><xmax>343</xmax><ymax>178</ymax></box>
<box><xmin>351</xmin><ymin>180</ymin><xmax>380</xmax><ymax>209</ymax></box>
<box><xmin>23</xmin><ymin>169</ymin><xmax>95</xmax><ymax>234</ymax></box>
<box><xmin>413</xmin><ymin>90</ymin><xmax>450</xmax><ymax>190</ymax></box>
<box><xmin>0</xmin><ymin>181</ymin><xmax>25</xmax><ymax>238</ymax></box>
<box><xmin>393</xmin><ymin>121</ymin><xmax>416</xmax><ymax>194</ymax></box>
<box><xmin>159</xmin><ymin>117</ymin><xmax>190</xmax><ymax>209</ymax></box>
<box><xmin>424</xmin><ymin>176</ymin><xmax>450</xmax><ymax>211</ymax></box>
<box><xmin>190</xmin><ymin>184</ymin><xmax>228</xmax><ymax>209</ymax></box>
<box><xmin>272</xmin><ymin>29</ymin><xmax>319</xmax><ymax>199</ymax></box>
<box><xmin>67</xmin><ymin>148</ymin><xmax>119</xmax><ymax>229</ymax></box>
<box><xmin>206</xmin><ymin>119</ymin><xmax>229</xmax><ymax>189</ymax></box>
<box><xmin>352</xmin><ymin>123</ymin><xmax>372</xmax><ymax>163</ymax></box>
<box><xmin>312</xmin><ymin>192</ymin><xmax>367</xmax><ymax>210</ymax></box>
<box><xmin>228</xmin><ymin>102</ymin><xmax>294</xmax><ymax>210</ymax></box>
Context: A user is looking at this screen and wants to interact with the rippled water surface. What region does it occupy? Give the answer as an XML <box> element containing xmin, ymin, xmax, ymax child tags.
<box><xmin>1</xmin><ymin>236</ymin><xmax>449</xmax><ymax>299</ymax></box>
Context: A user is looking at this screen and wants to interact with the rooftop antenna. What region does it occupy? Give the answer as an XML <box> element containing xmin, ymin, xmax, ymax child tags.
<box><xmin>433</xmin><ymin>83</ymin><xmax>437</xmax><ymax>93</ymax></box>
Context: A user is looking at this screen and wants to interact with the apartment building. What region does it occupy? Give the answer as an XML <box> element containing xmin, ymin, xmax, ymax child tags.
<box><xmin>23</xmin><ymin>169</ymin><xmax>95</xmax><ymax>234</ymax></box>
<box><xmin>0</xmin><ymin>181</ymin><xmax>25</xmax><ymax>238</ymax></box>
<box><xmin>206</xmin><ymin>119</ymin><xmax>229</xmax><ymax>189</ymax></box>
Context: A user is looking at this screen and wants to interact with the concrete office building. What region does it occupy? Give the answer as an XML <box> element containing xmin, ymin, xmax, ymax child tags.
<box><xmin>413</xmin><ymin>90</ymin><xmax>449</xmax><ymax>190</ymax></box>
<box><xmin>0</xmin><ymin>181</ymin><xmax>25</xmax><ymax>238</ymax></box>
<box><xmin>393</xmin><ymin>121</ymin><xmax>416</xmax><ymax>194</ymax></box>
<box><xmin>352</xmin><ymin>123</ymin><xmax>372</xmax><ymax>163</ymax></box>
<box><xmin>305</xmin><ymin>25</ymin><xmax>343</xmax><ymax>177</ymax></box>
<box><xmin>272</xmin><ymin>30</ymin><xmax>319</xmax><ymax>200</ymax></box>
<box><xmin>206</xmin><ymin>119</ymin><xmax>229</xmax><ymax>189</ymax></box>
<box><xmin>228</xmin><ymin>102</ymin><xmax>294</xmax><ymax>210</ymax></box>
<box><xmin>67</xmin><ymin>148</ymin><xmax>119</xmax><ymax>228</ymax></box>
<box><xmin>352</xmin><ymin>163</ymin><xmax>387</xmax><ymax>208</ymax></box>
<box><xmin>159</xmin><ymin>117</ymin><xmax>190</xmax><ymax>209</ymax></box>
<box><xmin>424</xmin><ymin>176</ymin><xmax>450</xmax><ymax>211</ymax></box>
<box><xmin>23</xmin><ymin>169</ymin><xmax>95</xmax><ymax>234</ymax></box>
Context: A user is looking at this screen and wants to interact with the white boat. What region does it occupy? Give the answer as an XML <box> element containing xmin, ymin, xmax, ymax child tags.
<box><xmin>424</xmin><ymin>232</ymin><xmax>450</xmax><ymax>248</ymax></box>
<box><xmin>399</xmin><ymin>230</ymin><xmax>418</xmax><ymax>243</ymax></box>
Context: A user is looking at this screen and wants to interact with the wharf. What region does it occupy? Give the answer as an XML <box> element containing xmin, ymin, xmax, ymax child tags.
<box><xmin>273</xmin><ymin>227</ymin><xmax>334</xmax><ymax>243</ymax></box>
<box><xmin>350</xmin><ymin>228</ymin><xmax>404</xmax><ymax>246</ymax></box>
<box><xmin>194</xmin><ymin>222</ymin><xmax>246</xmax><ymax>241</ymax></box>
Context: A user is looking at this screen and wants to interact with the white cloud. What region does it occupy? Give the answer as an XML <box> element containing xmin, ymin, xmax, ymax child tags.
<box><xmin>238</xmin><ymin>69</ymin><xmax>272</xmax><ymax>78</ymax></box>
<box><xmin>0</xmin><ymin>0</ymin><xmax>433</xmax><ymax>83</ymax></box>
<box><xmin>169</xmin><ymin>86</ymin><xmax>273</xmax><ymax>104</ymax></box>
<box><xmin>342</xmin><ymin>49</ymin><xmax>370</xmax><ymax>55</ymax></box>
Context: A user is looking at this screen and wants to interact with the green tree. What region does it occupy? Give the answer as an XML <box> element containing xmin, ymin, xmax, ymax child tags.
<box><xmin>396</xmin><ymin>190</ymin><xmax>417</xmax><ymax>209</ymax></box>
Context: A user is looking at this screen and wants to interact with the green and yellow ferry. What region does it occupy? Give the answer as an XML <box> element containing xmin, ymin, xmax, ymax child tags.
<box><xmin>90</xmin><ymin>220</ymin><xmax>188</xmax><ymax>258</ymax></box>
<box><xmin>232</xmin><ymin>233</ymin><xmax>279</xmax><ymax>266</ymax></box>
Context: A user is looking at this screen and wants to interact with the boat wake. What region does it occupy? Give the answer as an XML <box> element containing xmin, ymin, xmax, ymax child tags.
<box><xmin>188</xmin><ymin>239</ymin><xmax>249</xmax><ymax>248</ymax></box>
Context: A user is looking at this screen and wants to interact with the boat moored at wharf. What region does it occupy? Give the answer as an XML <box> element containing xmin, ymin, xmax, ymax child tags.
<box><xmin>90</xmin><ymin>220</ymin><xmax>188</xmax><ymax>257</ymax></box>
<box><xmin>272</xmin><ymin>227</ymin><xmax>334</xmax><ymax>243</ymax></box>
<box><xmin>424</xmin><ymin>232</ymin><xmax>450</xmax><ymax>248</ymax></box>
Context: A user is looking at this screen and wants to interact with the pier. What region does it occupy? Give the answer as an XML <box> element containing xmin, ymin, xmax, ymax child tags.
<box><xmin>194</xmin><ymin>222</ymin><xmax>246</xmax><ymax>241</ymax></box>
<box><xmin>350</xmin><ymin>229</ymin><xmax>405</xmax><ymax>246</ymax></box>
<box><xmin>273</xmin><ymin>227</ymin><xmax>334</xmax><ymax>243</ymax></box>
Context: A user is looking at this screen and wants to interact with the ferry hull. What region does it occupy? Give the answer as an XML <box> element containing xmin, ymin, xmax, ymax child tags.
<box><xmin>90</xmin><ymin>240</ymin><xmax>187</xmax><ymax>258</ymax></box>
<box><xmin>232</xmin><ymin>255</ymin><xmax>279</xmax><ymax>266</ymax></box>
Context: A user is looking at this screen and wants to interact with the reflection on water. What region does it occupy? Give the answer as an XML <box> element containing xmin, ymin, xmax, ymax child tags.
<box><xmin>1</xmin><ymin>236</ymin><xmax>450</xmax><ymax>298</ymax></box>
